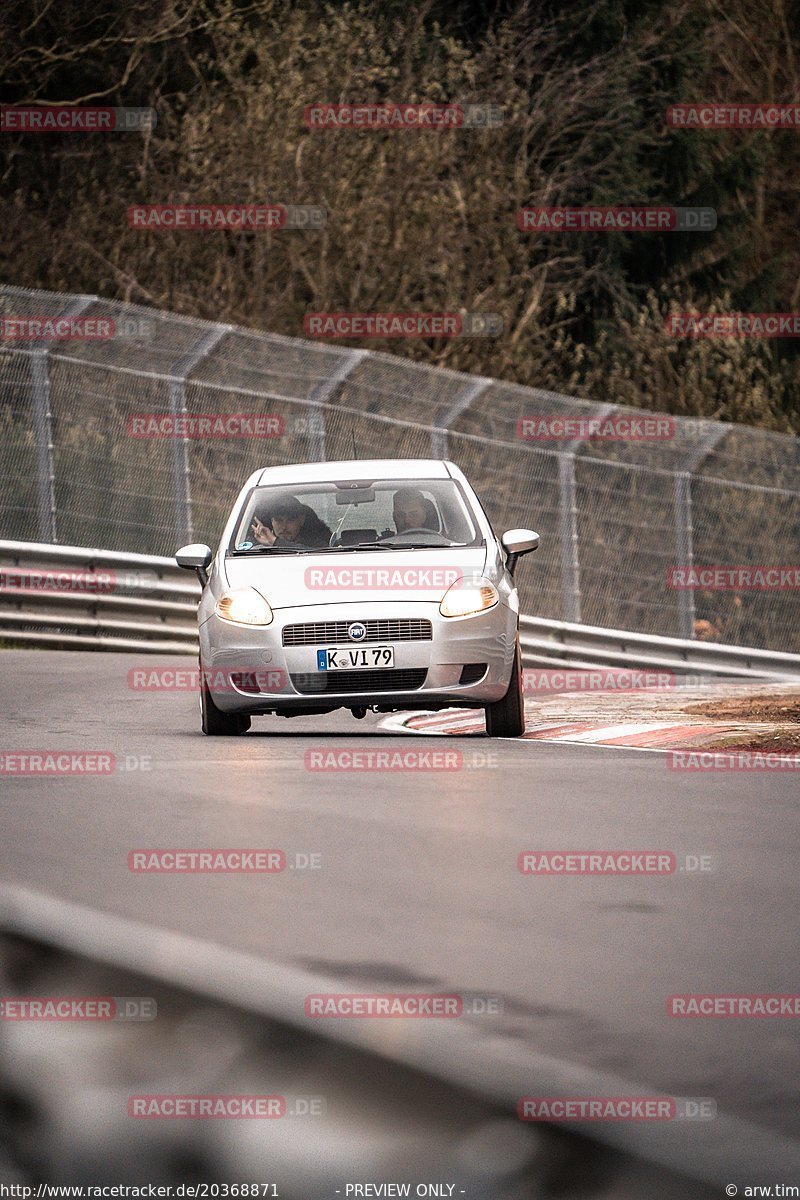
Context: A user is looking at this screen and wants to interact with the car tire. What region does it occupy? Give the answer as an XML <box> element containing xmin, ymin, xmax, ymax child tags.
<box><xmin>484</xmin><ymin>635</ymin><xmax>525</xmax><ymax>737</ymax></box>
<box><xmin>200</xmin><ymin>664</ymin><xmax>251</xmax><ymax>736</ymax></box>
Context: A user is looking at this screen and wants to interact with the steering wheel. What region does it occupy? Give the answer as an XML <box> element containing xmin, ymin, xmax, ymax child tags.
<box><xmin>392</xmin><ymin>527</ymin><xmax>435</xmax><ymax>537</ymax></box>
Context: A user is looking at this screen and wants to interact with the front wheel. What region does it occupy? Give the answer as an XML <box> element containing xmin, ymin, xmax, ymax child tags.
<box><xmin>484</xmin><ymin>636</ymin><xmax>525</xmax><ymax>737</ymax></box>
<box><xmin>200</xmin><ymin>666</ymin><xmax>251</xmax><ymax>736</ymax></box>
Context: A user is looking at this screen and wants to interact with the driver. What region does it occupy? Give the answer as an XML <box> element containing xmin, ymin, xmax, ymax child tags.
<box><xmin>251</xmin><ymin>496</ymin><xmax>332</xmax><ymax>548</ymax></box>
<box><xmin>391</xmin><ymin>487</ymin><xmax>436</xmax><ymax>534</ymax></box>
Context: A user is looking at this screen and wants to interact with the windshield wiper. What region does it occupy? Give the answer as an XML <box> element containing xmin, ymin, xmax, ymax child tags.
<box><xmin>367</xmin><ymin>540</ymin><xmax>457</xmax><ymax>550</ymax></box>
<box><xmin>229</xmin><ymin>544</ymin><xmax>376</xmax><ymax>556</ymax></box>
<box><xmin>229</xmin><ymin>546</ymin><xmax>308</xmax><ymax>556</ymax></box>
<box><xmin>229</xmin><ymin>540</ymin><xmax>470</xmax><ymax>556</ymax></box>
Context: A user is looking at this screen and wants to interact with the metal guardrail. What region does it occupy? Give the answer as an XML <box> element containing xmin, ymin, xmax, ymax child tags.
<box><xmin>519</xmin><ymin>616</ymin><xmax>800</xmax><ymax>681</ymax></box>
<box><xmin>2</xmin><ymin>539</ymin><xmax>800</xmax><ymax>679</ymax></box>
<box><xmin>0</xmin><ymin>538</ymin><xmax>199</xmax><ymax>653</ymax></box>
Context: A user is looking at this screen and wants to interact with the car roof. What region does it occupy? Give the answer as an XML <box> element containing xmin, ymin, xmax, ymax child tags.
<box><xmin>255</xmin><ymin>459</ymin><xmax>453</xmax><ymax>486</ymax></box>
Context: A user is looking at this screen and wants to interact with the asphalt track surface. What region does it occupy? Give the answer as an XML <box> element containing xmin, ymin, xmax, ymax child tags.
<box><xmin>2</xmin><ymin>651</ymin><xmax>799</xmax><ymax>1168</ymax></box>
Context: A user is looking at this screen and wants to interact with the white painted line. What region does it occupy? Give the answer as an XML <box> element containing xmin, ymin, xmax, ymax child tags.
<box><xmin>380</xmin><ymin>711</ymin><xmax>468</xmax><ymax>736</ymax></box>
<box><xmin>386</xmin><ymin>713</ymin><xmax>800</xmax><ymax>762</ymax></box>
<box><xmin>548</xmin><ymin>722</ymin><xmax>675</xmax><ymax>744</ymax></box>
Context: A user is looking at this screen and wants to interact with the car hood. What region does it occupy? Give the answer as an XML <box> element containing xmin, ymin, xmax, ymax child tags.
<box><xmin>222</xmin><ymin>546</ymin><xmax>489</xmax><ymax>609</ymax></box>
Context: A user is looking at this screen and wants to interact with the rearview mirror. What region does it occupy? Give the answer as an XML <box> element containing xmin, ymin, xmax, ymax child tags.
<box><xmin>501</xmin><ymin>528</ymin><xmax>540</xmax><ymax>576</ymax></box>
<box><xmin>335</xmin><ymin>489</ymin><xmax>375</xmax><ymax>505</ymax></box>
<box><xmin>176</xmin><ymin>543</ymin><xmax>212</xmax><ymax>586</ymax></box>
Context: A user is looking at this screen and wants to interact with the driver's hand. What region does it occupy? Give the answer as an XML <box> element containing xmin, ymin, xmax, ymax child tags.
<box><xmin>252</xmin><ymin>517</ymin><xmax>276</xmax><ymax>546</ymax></box>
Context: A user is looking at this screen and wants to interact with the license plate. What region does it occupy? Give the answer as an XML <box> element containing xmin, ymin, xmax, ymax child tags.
<box><xmin>316</xmin><ymin>645</ymin><xmax>395</xmax><ymax>671</ymax></box>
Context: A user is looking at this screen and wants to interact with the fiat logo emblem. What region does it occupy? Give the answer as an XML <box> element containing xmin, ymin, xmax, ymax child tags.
<box><xmin>348</xmin><ymin>622</ymin><xmax>367</xmax><ymax>641</ymax></box>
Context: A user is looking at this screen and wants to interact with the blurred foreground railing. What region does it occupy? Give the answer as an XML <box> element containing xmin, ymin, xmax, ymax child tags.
<box><xmin>1</xmin><ymin>882</ymin><xmax>788</xmax><ymax>1195</ymax></box>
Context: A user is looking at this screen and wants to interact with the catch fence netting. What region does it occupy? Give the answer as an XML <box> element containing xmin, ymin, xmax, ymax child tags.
<box><xmin>1</xmin><ymin>284</ymin><xmax>797</xmax><ymax>649</ymax></box>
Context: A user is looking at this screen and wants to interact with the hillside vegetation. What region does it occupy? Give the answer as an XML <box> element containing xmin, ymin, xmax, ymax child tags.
<box><xmin>1</xmin><ymin>0</ymin><xmax>799</xmax><ymax>431</ymax></box>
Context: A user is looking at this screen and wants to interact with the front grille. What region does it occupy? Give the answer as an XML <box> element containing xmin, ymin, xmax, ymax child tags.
<box><xmin>283</xmin><ymin>619</ymin><xmax>433</xmax><ymax>647</ymax></box>
<box><xmin>290</xmin><ymin>669</ymin><xmax>427</xmax><ymax>695</ymax></box>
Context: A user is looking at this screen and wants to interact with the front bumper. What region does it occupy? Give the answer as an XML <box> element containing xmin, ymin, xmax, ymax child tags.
<box><xmin>199</xmin><ymin>600</ymin><xmax>517</xmax><ymax>713</ymax></box>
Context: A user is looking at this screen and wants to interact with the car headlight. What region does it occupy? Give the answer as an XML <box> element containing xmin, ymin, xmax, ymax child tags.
<box><xmin>439</xmin><ymin>577</ymin><xmax>499</xmax><ymax>618</ymax></box>
<box><xmin>215</xmin><ymin>587</ymin><xmax>273</xmax><ymax>626</ymax></box>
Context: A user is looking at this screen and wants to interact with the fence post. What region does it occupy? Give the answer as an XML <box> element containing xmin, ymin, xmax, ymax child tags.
<box><xmin>168</xmin><ymin>325</ymin><xmax>230</xmax><ymax>546</ymax></box>
<box><xmin>557</xmin><ymin>453</ymin><xmax>582</xmax><ymax>623</ymax></box>
<box><xmin>673</xmin><ymin>424</ymin><xmax>729</xmax><ymax>639</ymax></box>
<box><xmin>557</xmin><ymin>404</ymin><xmax>617</xmax><ymax>624</ymax></box>
<box><xmin>305</xmin><ymin>348</ymin><xmax>367</xmax><ymax>461</ymax></box>
<box><xmin>30</xmin><ymin>295</ymin><xmax>97</xmax><ymax>544</ymax></box>
<box><xmin>430</xmin><ymin>377</ymin><xmax>491</xmax><ymax>459</ymax></box>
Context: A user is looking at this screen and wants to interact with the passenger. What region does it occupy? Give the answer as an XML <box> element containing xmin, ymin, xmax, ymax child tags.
<box><xmin>250</xmin><ymin>511</ymin><xmax>275</xmax><ymax>546</ymax></box>
<box><xmin>252</xmin><ymin>496</ymin><xmax>332</xmax><ymax>548</ymax></box>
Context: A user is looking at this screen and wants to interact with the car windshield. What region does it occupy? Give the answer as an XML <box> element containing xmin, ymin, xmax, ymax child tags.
<box><xmin>228</xmin><ymin>477</ymin><xmax>483</xmax><ymax>554</ymax></box>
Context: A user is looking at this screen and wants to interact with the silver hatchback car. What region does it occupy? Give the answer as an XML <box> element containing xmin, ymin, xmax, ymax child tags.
<box><xmin>176</xmin><ymin>459</ymin><xmax>539</xmax><ymax>737</ymax></box>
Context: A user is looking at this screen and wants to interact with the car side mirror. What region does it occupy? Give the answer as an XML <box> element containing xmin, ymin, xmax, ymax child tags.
<box><xmin>501</xmin><ymin>528</ymin><xmax>540</xmax><ymax>576</ymax></box>
<box><xmin>176</xmin><ymin>543</ymin><xmax>212</xmax><ymax>586</ymax></box>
